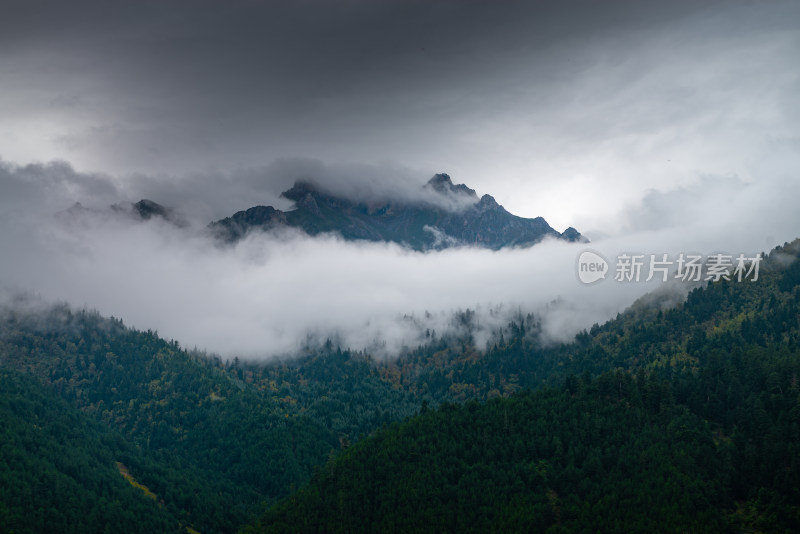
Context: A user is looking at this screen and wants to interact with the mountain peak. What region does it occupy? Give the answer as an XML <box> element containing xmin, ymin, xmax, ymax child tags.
<box><xmin>132</xmin><ymin>199</ymin><xmax>170</xmax><ymax>220</ymax></box>
<box><xmin>426</xmin><ymin>173</ymin><xmax>454</xmax><ymax>189</ymax></box>
<box><xmin>125</xmin><ymin>199</ymin><xmax>186</xmax><ymax>227</ymax></box>
<box><xmin>280</xmin><ymin>180</ymin><xmax>320</xmax><ymax>202</ymax></box>
<box><xmin>560</xmin><ymin>226</ymin><xmax>587</xmax><ymax>243</ymax></box>
<box><xmin>477</xmin><ymin>194</ymin><xmax>499</xmax><ymax>210</ymax></box>
<box><xmin>207</xmin><ymin>205</ymin><xmax>288</xmax><ymax>242</ymax></box>
<box><xmin>425</xmin><ymin>173</ymin><xmax>478</xmax><ymax>200</ymax></box>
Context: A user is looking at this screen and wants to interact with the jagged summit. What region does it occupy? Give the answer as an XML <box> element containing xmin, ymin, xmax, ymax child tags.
<box><xmin>560</xmin><ymin>226</ymin><xmax>588</xmax><ymax>243</ymax></box>
<box><xmin>477</xmin><ymin>194</ymin><xmax>499</xmax><ymax>211</ymax></box>
<box><xmin>280</xmin><ymin>180</ymin><xmax>319</xmax><ymax>202</ymax></box>
<box><xmin>114</xmin><ymin>199</ymin><xmax>186</xmax><ymax>227</ymax></box>
<box><xmin>132</xmin><ymin>199</ymin><xmax>171</xmax><ymax>220</ymax></box>
<box><xmin>425</xmin><ymin>173</ymin><xmax>478</xmax><ymax>200</ymax></box>
<box><xmin>209</xmin><ymin>174</ymin><xmax>586</xmax><ymax>250</ymax></box>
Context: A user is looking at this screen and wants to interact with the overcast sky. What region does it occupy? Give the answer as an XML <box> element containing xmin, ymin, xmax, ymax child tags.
<box><xmin>1</xmin><ymin>0</ymin><xmax>799</xmax><ymax>357</ymax></box>
<box><xmin>1</xmin><ymin>0</ymin><xmax>797</xmax><ymax>230</ymax></box>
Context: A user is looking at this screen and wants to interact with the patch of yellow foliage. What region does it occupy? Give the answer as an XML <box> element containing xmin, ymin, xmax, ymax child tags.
<box><xmin>116</xmin><ymin>462</ymin><xmax>157</xmax><ymax>501</ymax></box>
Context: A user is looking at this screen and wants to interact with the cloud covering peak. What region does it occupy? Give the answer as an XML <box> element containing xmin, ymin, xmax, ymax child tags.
<box><xmin>1</xmin><ymin>143</ymin><xmax>799</xmax><ymax>359</ymax></box>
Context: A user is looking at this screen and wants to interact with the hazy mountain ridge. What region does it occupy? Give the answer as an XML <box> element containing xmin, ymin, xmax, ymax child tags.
<box><xmin>209</xmin><ymin>174</ymin><xmax>586</xmax><ymax>249</ymax></box>
<box><xmin>59</xmin><ymin>198</ymin><xmax>187</xmax><ymax>228</ymax></box>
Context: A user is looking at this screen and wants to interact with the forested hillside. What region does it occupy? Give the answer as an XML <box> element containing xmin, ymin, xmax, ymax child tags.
<box><xmin>0</xmin><ymin>368</ymin><xmax>182</xmax><ymax>533</ymax></box>
<box><xmin>2</xmin><ymin>240</ymin><xmax>799</xmax><ymax>532</ymax></box>
<box><xmin>248</xmin><ymin>241</ymin><xmax>800</xmax><ymax>533</ymax></box>
<box><xmin>0</xmin><ymin>307</ymin><xmax>338</xmax><ymax>533</ymax></box>
<box><xmin>249</xmin><ymin>375</ymin><xmax>732</xmax><ymax>533</ymax></box>
<box><xmin>252</xmin><ymin>361</ymin><xmax>800</xmax><ymax>532</ymax></box>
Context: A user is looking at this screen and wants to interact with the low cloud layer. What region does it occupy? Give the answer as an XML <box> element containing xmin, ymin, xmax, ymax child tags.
<box><xmin>1</xmin><ymin>148</ymin><xmax>798</xmax><ymax>359</ymax></box>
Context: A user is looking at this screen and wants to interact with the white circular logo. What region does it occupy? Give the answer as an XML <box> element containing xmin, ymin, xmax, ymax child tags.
<box><xmin>577</xmin><ymin>250</ymin><xmax>608</xmax><ymax>284</ymax></box>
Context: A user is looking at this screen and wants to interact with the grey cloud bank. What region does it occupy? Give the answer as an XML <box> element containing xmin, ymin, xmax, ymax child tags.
<box><xmin>1</xmin><ymin>149</ymin><xmax>799</xmax><ymax>358</ymax></box>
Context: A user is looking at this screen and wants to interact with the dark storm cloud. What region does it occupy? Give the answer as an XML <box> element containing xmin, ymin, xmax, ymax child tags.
<box><xmin>0</xmin><ymin>0</ymin><xmax>754</xmax><ymax>175</ymax></box>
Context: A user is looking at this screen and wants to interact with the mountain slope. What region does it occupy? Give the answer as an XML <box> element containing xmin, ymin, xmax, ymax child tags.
<box><xmin>209</xmin><ymin>174</ymin><xmax>585</xmax><ymax>249</ymax></box>
<box><xmin>250</xmin><ymin>359</ymin><xmax>800</xmax><ymax>533</ymax></box>
<box><xmin>246</xmin><ymin>242</ymin><xmax>800</xmax><ymax>533</ymax></box>
<box><xmin>250</xmin><ymin>246</ymin><xmax>800</xmax><ymax>532</ymax></box>
<box><xmin>0</xmin><ymin>306</ymin><xmax>339</xmax><ymax>533</ymax></box>
<box><xmin>0</xmin><ymin>368</ymin><xmax>182</xmax><ymax>533</ymax></box>
<box><xmin>247</xmin><ymin>375</ymin><xmax>731</xmax><ymax>533</ymax></box>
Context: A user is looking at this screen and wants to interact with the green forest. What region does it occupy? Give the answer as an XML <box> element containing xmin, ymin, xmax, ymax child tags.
<box><xmin>1</xmin><ymin>240</ymin><xmax>800</xmax><ymax>532</ymax></box>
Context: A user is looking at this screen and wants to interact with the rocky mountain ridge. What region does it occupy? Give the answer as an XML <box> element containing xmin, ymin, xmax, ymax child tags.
<box><xmin>209</xmin><ymin>173</ymin><xmax>586</xmax><ymax>249</ymax></box>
